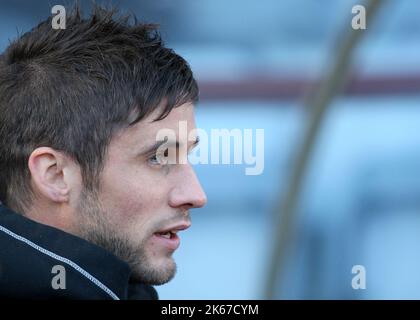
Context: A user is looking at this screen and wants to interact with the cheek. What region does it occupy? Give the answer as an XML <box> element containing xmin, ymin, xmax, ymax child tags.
<box><xmin>99</xmin><ymin>165</ymin><xmax>167</xmax><ymax>228</ymax></box>
<box><xmin>102</xmin><ymin>182</ymin><xmax>148</xmax><ymax>224</ymax></box>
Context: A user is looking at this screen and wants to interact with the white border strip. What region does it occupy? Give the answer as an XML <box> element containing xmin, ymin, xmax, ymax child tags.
<box><xmin>0</xmin><ymin>224</ymin><xmax>120</xmax><ymax>300</ymax></box>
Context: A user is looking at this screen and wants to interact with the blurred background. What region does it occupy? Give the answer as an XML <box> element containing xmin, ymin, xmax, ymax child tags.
<box><xmin>1</xmin><ymin>0</ymin><xmax>419</xmax><ymax>299</ymax></box>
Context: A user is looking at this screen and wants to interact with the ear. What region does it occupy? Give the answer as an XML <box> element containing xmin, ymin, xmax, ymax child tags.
<box><xmin>28</xmin><ymin>147</ymin><xmax>79</xmax><ymax>203</ymax></box>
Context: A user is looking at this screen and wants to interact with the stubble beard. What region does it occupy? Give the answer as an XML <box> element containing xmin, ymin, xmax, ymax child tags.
<box><xmin>75</xmin><ymin>188</ymin><xmax>176</xmax><ymax>285</ymax></box>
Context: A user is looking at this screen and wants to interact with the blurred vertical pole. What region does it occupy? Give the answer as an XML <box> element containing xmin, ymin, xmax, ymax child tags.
<box><xmin>265</xmin><ymin>0</ymin><xmax>385</xmax><ymax>299</ymax></box>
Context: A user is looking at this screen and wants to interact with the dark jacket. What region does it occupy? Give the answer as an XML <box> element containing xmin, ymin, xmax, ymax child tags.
<box><xmin>0</xmin><ymin>203</ymin><xmax>158</xmax><ymax>300</ymax></box>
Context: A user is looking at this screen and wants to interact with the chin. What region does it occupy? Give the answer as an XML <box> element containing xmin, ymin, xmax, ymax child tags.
<box><xmin>130</xmin><ymin>255</ymin><xmax>177</xmax><ymax>285</ymax></box>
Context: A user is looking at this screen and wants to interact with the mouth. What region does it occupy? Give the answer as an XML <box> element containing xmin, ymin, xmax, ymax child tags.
<box><xmin>153</xmin><ymin>223</ymin><xmax>191</xmax><ymax>251</ymax></box>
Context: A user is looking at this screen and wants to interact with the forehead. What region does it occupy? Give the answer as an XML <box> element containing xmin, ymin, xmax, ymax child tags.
<box><xmin>113</xmin><ymin>102</ymin><xmax>196</xmax><ymax>149</ymax></box>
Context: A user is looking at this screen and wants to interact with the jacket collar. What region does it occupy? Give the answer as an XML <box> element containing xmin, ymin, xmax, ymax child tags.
<box><xmin>0</xmin><ymin>203</ymin><xmax>158</xmax><ymax>300</ymax></box>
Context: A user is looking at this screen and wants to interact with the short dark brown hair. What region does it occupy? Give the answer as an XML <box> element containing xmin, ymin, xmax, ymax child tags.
<box><xmin>0</xmin><ymin>4</ymin><xmax>198</xmax><ymax>213</ymax></box>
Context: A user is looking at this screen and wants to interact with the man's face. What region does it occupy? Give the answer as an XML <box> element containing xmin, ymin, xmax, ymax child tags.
<box><xmin>76</xmin><ymin>102</ymin><xmax>207</xmax><ymax>285</ymax></box>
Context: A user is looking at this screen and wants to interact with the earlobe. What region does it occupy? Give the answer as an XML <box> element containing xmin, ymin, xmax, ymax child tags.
<box><xmin>28</xmin><ymin>147</ymin><xmax>70</xmax><ymax>203</ymax></box>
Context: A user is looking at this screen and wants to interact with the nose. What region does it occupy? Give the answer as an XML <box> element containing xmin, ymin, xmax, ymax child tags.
<box><xmin>169</xmin><ymin>164</ymin><xmax>207</xmax><ymax>209</ymax></box>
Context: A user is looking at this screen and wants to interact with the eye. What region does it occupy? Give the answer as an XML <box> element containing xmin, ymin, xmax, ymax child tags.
<box><xmin>148</xmin><ymin>149</ymin><xmax>169</xmax><ymax>166</ymax></box>
<box><xmin>148</xmin><ymin>154</ymin><xmax>161</xmax><ymax>165</ymax></box>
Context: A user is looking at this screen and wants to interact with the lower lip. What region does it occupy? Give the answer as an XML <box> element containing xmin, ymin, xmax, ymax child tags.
<box><xmin>153</xmin><ymin>233</ymin><xmax>180</xmax><ymax>251</ymax></box>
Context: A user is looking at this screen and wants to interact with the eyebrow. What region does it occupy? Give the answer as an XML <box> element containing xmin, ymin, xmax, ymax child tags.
<box><xmin>139</xmin><ymin>136</ymin><xmax>200</xmax><ymax>157</ymax></box>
